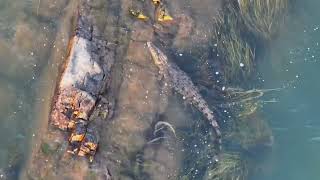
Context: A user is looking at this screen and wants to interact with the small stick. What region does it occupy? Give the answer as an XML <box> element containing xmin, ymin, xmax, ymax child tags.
<box><xmin>154</xmin><ymin>121</ymin><xmax>176</xmax><ymax>137</ymax></box>
<box><xmin>147</xmin><ymin>136</ymin><xmax>169</xmax><ymax>144</ymax></box>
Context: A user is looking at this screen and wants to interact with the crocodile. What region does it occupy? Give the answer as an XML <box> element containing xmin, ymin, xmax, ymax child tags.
<box><xmin>147</xmin><ymin>42</ymin><xmax>222</xmax><ymax>150</ymax></box>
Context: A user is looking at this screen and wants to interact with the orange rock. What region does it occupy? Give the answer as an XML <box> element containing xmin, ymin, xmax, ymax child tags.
<box><xmin>50</xmin><ymin>4</ymin><xmax>113</xmax><ymax>130</ymax></box>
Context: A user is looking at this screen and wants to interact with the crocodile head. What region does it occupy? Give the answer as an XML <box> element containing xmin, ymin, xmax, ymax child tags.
<box><xmin>146</xmin><ymin>42</ymin><xmax>168</xmax><ymax>68</ymax></box>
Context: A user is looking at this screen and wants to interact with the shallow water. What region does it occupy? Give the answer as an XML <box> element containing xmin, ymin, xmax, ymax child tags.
<box><xmin>256</xmin><ymin>0</ymin><xmax>320</xmax><ymax>179</ymax></box>
<box><xmin>1</xmin><ymin>0</ymin><xmax>319</xmax><ymax>179</ymax></box>
<box><xmin>0</xmin><ymin>0</ymin><xmax>67</xmax><ymax>178</ymax></box>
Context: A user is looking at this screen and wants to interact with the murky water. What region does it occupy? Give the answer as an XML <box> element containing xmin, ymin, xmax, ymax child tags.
<box><xmin>0</xmin><ymin>0</ymin><xmax>68</xmax><ymax>178</ymax></box>
<box><xmin>1</xmin><ymin>0</ymin><xmax>319</xmax><ymax>179</ymax></box>
<box><xmin>257</xmin><ymin>0</ymin><xmax>320</xmax><ymax>179</ymax></box>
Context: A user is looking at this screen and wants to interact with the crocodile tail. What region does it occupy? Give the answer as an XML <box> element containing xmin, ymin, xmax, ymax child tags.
<box><xmin>210</xmin><ymin>120</ymin><xmax>222</xmax><ymax>151</ymax></box>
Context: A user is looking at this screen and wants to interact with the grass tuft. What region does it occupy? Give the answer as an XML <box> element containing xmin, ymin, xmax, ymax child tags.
<box><xmin>238</xmin><ymin>0</ymin><xmax>289</xmax><ymax>41</ymax></box>
<box><xmin>204</xmin><ymin>153</ymin><xmax>249</xmax><ymax>180</ymax></box>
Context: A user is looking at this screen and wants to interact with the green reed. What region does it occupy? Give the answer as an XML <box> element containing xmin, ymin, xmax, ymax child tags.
<box><xmin>238</xmin><ymin>0</ymin><xmax>288</xmax><ymax>41</ymax></box>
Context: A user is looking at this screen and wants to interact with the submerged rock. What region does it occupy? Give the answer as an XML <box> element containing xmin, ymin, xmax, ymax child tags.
<box><xmin>50</xmin><ymin>2</ymin><xmax>114</xmax><ymax>130</ymax></box>
<box><xmin>23</xmin><ymin>0</ymin><xmax>116</xmax><ymax>179</ymax></box>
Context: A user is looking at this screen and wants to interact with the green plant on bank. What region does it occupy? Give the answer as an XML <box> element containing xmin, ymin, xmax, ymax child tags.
<box><xmin>214</xmin><ymin>3</ymin><xmax>255</xmax><ymax>82</ymax></box>
<box><xmin>204</xmin><ymin>153</ymin><xmax>249</xmax><ymax>180</ymax></box>
<box><xmin>238</xmin><ymin>0</ymin><xmax>288</xmax><ymax>41</ymax></box>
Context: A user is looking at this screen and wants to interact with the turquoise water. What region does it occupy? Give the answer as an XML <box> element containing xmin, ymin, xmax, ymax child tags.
<box><xmin>257</xmin><ymin>0</ymin><xmax>320</xmax><ymax>179</ymax></box>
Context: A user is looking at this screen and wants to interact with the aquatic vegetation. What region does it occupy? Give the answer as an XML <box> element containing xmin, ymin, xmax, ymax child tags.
<box><xmin>179</xmin><ymin>116</ymin><xmax>219</xmax><ymax>179</ymax></box>
<box><xmin>223</xmin><ymin>88</ymin><xmax>276</xmax><ymax>150</ymax></box>
<box><xmin>224</xmin><ymin>87</ymin><xmax>281</xmax><ymax>107</ymax></box>
<box><xmin>238</xmin><ymin>0</ymin><xmax>289</xmax><ymax>41</ymax></box>
<box><xmin>214</xmin><ymin>3</ymin><xmax>255</xmax><ymax>82</ymax></box>
<box><xmin>204</xmin><ymin>153</ymin><xmax>249</xmax><ymax>180</ymax></box>
<box><xmin>229</xmin><ymin>112</ymin><xmax>273</xmax><ymax>150</ymax></box>
<box><xmin>213</xmin><ymin>0</ymin><xmax>290</xmax><ymax>82</ymax></box>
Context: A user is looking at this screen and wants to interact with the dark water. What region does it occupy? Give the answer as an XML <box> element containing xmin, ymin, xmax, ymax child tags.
<box><xmin>257</xmin><ymin>0</ymin><xmax>320</xmax><ymax>179</ymax></box>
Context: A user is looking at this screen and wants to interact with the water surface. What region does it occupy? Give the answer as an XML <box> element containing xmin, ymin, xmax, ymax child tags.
<box><xmin>257</xmin><ymin>0</ymin><xmax>320</xmax><ymax>179</ymax></box>
<box><xmin>0</xmin><ymin>0</ymin><xmax>66</xmax><ymax>178</ymax></box>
